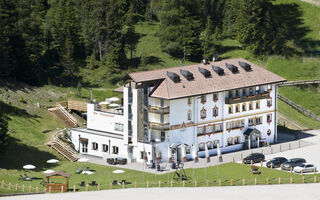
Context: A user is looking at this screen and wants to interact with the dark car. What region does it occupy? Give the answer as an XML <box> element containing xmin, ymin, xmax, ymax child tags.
<box><xmin>116</xmin><ymin>157</ymin><xmax>127</xmax><ymax>165</ymax></box>
<box><xmin>266</xmin><ymin>157</ymin><xmax>288</xmax><ymax>168</ymax></box>
<box><xmin>281</xmin><ymin>158</ymin><xmax>306</xmax><ymax>171</ymax></box>
<box><xmin>243</xmin><ymin>153</ymin><xmax>265</xmax><ymax>164</ymax></box>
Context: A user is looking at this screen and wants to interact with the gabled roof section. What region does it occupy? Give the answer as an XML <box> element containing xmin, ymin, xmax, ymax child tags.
<box><xmin>128</xmin><ymin>58</ymin><xmax>286</xmax><ymax>99</ymax></box>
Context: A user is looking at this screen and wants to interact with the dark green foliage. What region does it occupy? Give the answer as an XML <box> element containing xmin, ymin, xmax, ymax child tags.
<box><xmin>201</xmin><ymin>17</ymin><xmax>218</xmax><ymax>59</ymax></box>
<box><xmin>0</xmin><ymin>110</ymin><xmax>8</xmax><ymax>151</ymax></box>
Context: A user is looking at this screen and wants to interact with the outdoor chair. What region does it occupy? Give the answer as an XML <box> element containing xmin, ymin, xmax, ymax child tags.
<box><xmin>19</xmin><ymin>175</ymin><xmax>32</xmax><ymax>181</ymax></box>
<box><xmin>85</xmin><ymin>167</ymin><xmax>90</xmax><ymax>171</ymax></box>
<box><xmin>79</xmin><ymin>181</ymin><xmax>85</xmax><ymax>187</ymax></box>
<box><xmin>118</xmin><ymin>180</ymin><xmax>126</xmax><ymax>185</ymax></box>
<box><xmin>23</xmin><ymin>174</ymin><xmax>33</xmax><ymax>180</ymax></box>
<box><xmin>251</xmin><ymin>165</ymin><xmax>261</xmax><ymax>175</ymax></box>
<box><xmin>112</xmin><ymin>180</ymin><xmax>117</xmax><ymax>185</ymax></box>
<box><xmin>76</xmin><ymin>167</ymin><xmax>83</xmax><ymax>174</ymax></box>
<box><xmin>89</xmin><ymin>181</ymin><xmax>97</xmax><ymax>186</ymax></box>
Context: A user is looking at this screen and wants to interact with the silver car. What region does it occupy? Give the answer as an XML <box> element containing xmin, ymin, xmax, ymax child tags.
<box><xmin>293</xmin><ymin>163</ymin><xmax>317</xmax><ymax>173</ymax></box>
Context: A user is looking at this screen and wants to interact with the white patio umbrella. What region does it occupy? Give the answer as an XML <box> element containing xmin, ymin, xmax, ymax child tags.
<box><xmin>82</xmin><ymin>171</ymin><xmax>94</xmax><ymax>175</ymax></box>
<box><xmin>109</xmin><ymin>97</ymin><xmax>120</xmax><ymax>102</ymax></box>
<box><xmin>109</xmin><ymin>103</ymin><xmax>120</xmax><ymax>107</ymax></box>
<box><xmin>112</xmin><ymin>169</ymin><xmax>125</xmax><ymax>174</ymax></box>
<box><xmin>23</xmin><ymin>164</ymin><xmax>36</xmax><ymax>170</ymax></box>
<box><xmin>46</xmin><ymin>159</ymin><xmax>59</xmax><ymax>164</ymax></box>
<box><xmin>43</xmin><ymin>169</ymin><xmax>55</xmax><ymax>174</ymax></box>
<box><xmin>99</xmin><ymin>101</ymin><xmax>110</xmax><ymax>105</ymax></box>
<box><xmin>77</xmin><ymin>157</ymin><xmax>89</xmax><ymax>162</ymax></box>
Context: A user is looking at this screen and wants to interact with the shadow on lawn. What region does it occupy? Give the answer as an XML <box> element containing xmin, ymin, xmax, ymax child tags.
<box><xmin>0</xmin><ymin>136</ymin><xmax>59</xmax><ymax>171</ymax></box>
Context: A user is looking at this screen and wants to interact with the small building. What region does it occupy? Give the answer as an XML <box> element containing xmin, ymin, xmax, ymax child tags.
<box><xmin>46</xmin><ymin>171</ymin><xmax>71</xmax><ymax>192</ymax></box>
<box><xmin>69</xmin><ymin>58</ymin><xmax>286</xmax><ymax>164</ymax></box>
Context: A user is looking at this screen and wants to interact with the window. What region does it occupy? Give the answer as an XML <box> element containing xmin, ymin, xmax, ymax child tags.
<box><xmin>255</xmin><ymin>86</ymin><xmax>260</xmax><ymax>94</ymax></box>
<box><xmin>267</xmin><ymin>98</ymin><xmax>272</xmax><ymax>107</ymax></box>
<box><xmin>239</xmin><ymin>120</ymin><xmax>245</xmax><ymax>128</ymax></box>
<box><xmin>115</xmin><ymin>123</ymin><xmax>124</xmax><ymax>131</ymax></box>
<box><xmin>267</xmin><ymin>84</ymin><xmax>272</xmax><ymax>90</ymax></box>
<box><xmin>234</xmin><ymin>136</ymin><xmax>241</xmax><ymax>144</ymax></box>
<box><xmin>188</xmin><ymin>97</ymin><xmax>192</xmax><ymax>105</ymax></box>
<box><xmin>161</xmin><ymin>131</ymin><xmax>165</xmax><ymax>142</ymax></box>
<box><xmin>201</xmin><ymin>95</ymin><xmax>206</xmax><ymax>104</ymax></box>
<box><xmin>197</xmin><ymin>126</ymin><xmax>204</xmax><ymax>136</ymax></box>
<box><xmin>187</xmin><ymin>110</ymin><xmax>192</xmax><ymax>120</ymax></box>
<box><xmin>235</xmin><ymin>104</ymin><xmax>240</xmax><ymax>113</ymax></box>
<box><xmin>82</xmin><ymin>143</ymin><xmax>88</xmax><ymax>153</ymax></box>
<box><xmin>242</xmin><ymin>88</ymin><xmax>246</xmax><ymax>96</ymax></box>
<box><xmin>227</xmin><ymin>137</ymin><xmax>234</xmax><ymax>146</ymax></box>
<box><xmin>256</xmin><ymin>116</ymin><xmax>262</xmax><ymax>125</ymax></box>
<box><xmin>140</xmin><ymin>151</ymin><xmax>146</xmax><ymax>159</ymax></box>
<box><xmin>102</xmin><ymin>144</ymin><xmax>108</xmax><ymax>152</ymax></box>
<box><xmin>198</xmin><ymin>143</ymin><xmax>205</xmax><ymax>151</ymax></box>
<box><xmin>215</xmin><ymin>123</ymin><xmax>223</xmax><ymax>132</ymax></box>
<box><xmin>92</xmin><ymin>142</ymin><xmax>98</xmax><ymax>150</ymax></box>
<box><xmin>267</xmin><ymin>129</ymin><xmax>271</xmax><ymax>136</ymax></box>
<box><xmin>112</xmin><ymin>146</ymin><xmax>119</xmax><ymax>154</ymax></box>
<box><xmin>267</xmin><ymin>114</ymin><xmax>272</xmax><ymax>123</ymax></box>
<box><xmin>213</xmin><ymin>140</ymin><xmax>219</xmax><ymax>148</ymax></box>
<box><xmin>249</xmin><ymin>102</ymin><xmax>253</xmax><ymax>110</ymax></box>
<box><xmin>200</xmin><ymin>107</ymin><xmax>206</xmax><ymax>119</ymax></box>
<box><xmin>256</xmin><ymin>101</ymin><xmax>260</xmax><ymax>109</ymax></box>
<box><xmin>206</xmin><ymin>125</ymin><xmax>213</xmax><ymax>134</ymax></box>
<box><xmin>213</xmin><ymin>106</ymin><xmax>218</xmax><ymax>117</ymax></box>
<box><xmin>235</xmin><ymin>90</ymin><xmax>240</xmax><ymax>97</ymax></box>
<box><xmin>249</xmin><ymin>87</ymin><xmax>254</xmax><ymax>95</ymax></box>
<box><xmin>213</xmin><ymin>93</ymin><xmax>218</xmax><ymax>101</ymax></box>
<box><xmin>248</xmin><ymin>118</ymin><xmax>255</xmax><ymax>126</ymax></box>
<box><xmin>242</xmin><ymin>103</ymin><xmax>247</xmax><ymax>111</ymax></box>
<box><xmin>228</xmin><ymin>90</ymin><xmax>233</xmax><ymax>98</ymax></box>
<box><xmin>228</xmin><ymin>106</ymin><xmax>233</xmax><ymax>114</ymax></box>
<box><xmin>207</xmin><ymin>141</ymin><xmax>213</xmax><ymax>149</ymax></box>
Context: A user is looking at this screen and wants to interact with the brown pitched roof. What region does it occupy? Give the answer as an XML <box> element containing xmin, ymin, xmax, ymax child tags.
<box><xmin>46</xmin><ymin>171</ymin><xmax>71</xmax><ymax>178</ymax></box>
<box><xmin>128</xmin><ymin>58</ymin><xmax>286</xmax><ymax>99</ymax></box>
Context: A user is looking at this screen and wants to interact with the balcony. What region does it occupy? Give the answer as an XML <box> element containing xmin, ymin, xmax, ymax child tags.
<box><xmin>149</xmin><ymin>122</ymin><xmax>170</xmax><ymax>131</ymax></box>
<box><xmin>148</xmin><ymin>106</ymin><xmax>170</xmax><ymax>114</ymax></box>
<box><xmin>225</xmin><ymin>91</ymin><xmax>270</xmax><ymax>104</ymax></box>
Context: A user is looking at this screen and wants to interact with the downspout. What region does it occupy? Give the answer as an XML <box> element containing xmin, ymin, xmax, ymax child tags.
<box><xmin>274</xmin><ymin>84</ymin><xmax>278</xmax><ymax>143</ymax></box>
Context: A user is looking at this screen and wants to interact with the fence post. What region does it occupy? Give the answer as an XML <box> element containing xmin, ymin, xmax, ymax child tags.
<box><xmin>15</xmin><ymin>183</ymin><xmax>18</xmax><ymax>191</ymax></box>
<box><xmin>266</xmin><ymin>178</ymin><xmax>269</xmax><ymax>185</ymax></box>
<box><xmin>1</xmin><ymin>180</ymin><xmax>4</xmax><ymax>188</ymax></box>
<box><xmin>290</xmin><ymin>167</ymin><xmax>293</xmax><ymax>173</ymax></box>
<box><xmin>171</xmin><ymin>180</ymin><xmax>173</xmax><ymax>187</ymax></box>
<box><xmin>302</xmin><ymin>176</ymin><xmax>305</xmax><ymax>183</ymax></box>
<box><xmin>254</xmin><ymin>178</ymin><xmax>257</xmax><ymax>185</ymax></box>
<box><xmin>147</xmin><ymin>181</ymin><xmax>149</xmax><ymax>188</ymax></box>
<box><xmin>8</xmin><ymin>182</ymin><xmax>11</xmax><ymax>190</ymax></box>
<box><xmin>232</xmin><ymin>157</ymin><xmax>235</xmax><ymax>163</ymax></box>
<box><xmin>36</xmin><ymin>186</ymin><xmax>38</xmax><ymax>193</ymax></box>
<box><xmin>242</xmin><ymin>178</ymin><xmax>245</xmax><ymax>186</ymax></box>
<box><xmin>98</xmin><ymin>184</ymin><xmax>100</xmax><ymax>190</ymax></box>
<box><xmin>109</xmin><ymin>183</ymin><xmax>112</xmax><ymax>190</ymax></box>
<box><xmin>29</xmin><ymin>185</ymin><xmax>31</xmax><ymax>193</ymax></box>
<box><xmin>314</xmin><ymin>176</ymin><xmax>317</xmax><ymax>183</ymax></box>
<box><xmin>278</xmin><ymin>178</ymin><xmax>281</xmax><ymax>184</ymax></box>
<box><xmin>134</xmin><ymin>181</ymin><xmax>137</xmax><ymax>188</ymax></box>
<box><xmin>182</xmin><ymin>180</ymin><xmax>185</xmax><ymax>187</ymax></box>
<box><xmin>230</xmin><ymin>179</ymin><xmax>233</xmax><ymax>186</ymax></box>
<box><xmin>290</xmin><ymin>177</ymin><xmax>293</xmax><ymax>184</ymax></box>
<box><xmin>194</xmin><ymin>180</ymin><xmax>197</xmax><ymax>187</ymax></box>
<box><xmin>23</xmin><ymin>185</ymin><xmax>26</xmax><ymax>192</ymax></box>
<box><xmin>61</xmin><ymin>185</ymin><xmax>64</xmax><ymax>193</ymax></box>
<box><xmin>271</xmin><ymin>163</ymin><xmax>273</xmax><ymax>169</ymax></box>
<box><xmin>301</xmin><ymin>170</ymin><xmax>303</xmax><ymax>176</ymax></box>
<box><xmin>85</xmin><ymin>184</ymin><xmax>88</xmax><ymax>191</ymax></box>
<box><xmin>73</xmin><ymin>185</ymin><xmax>76</xmax><ymax>192</ymax></box>
<box><xmin>260</xmin><ymin>161</ymin><xmax>263</xmax><ymax>167</ymax></box>
<box><xmin>206</xmin><ymin>180</ymin><xmax>209</xmax><ymax>187</ymax></box>
<box><xmin>158</xmin><ymin>180</ymin><xmax>161</xmax><ymax>188</ymax></box>
<box><xmin>219</xmin><ymin>179</ymin><xmax>221</xmax><ymax>187</ymax></box>
<box><xmin>122</xmin><ymin>181</ymin><xmax>125</xmax><ymax>189</ymax></box>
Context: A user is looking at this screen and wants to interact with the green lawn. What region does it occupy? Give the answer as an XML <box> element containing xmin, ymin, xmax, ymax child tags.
<box><xmin>0</xmin><ymin>162</ymin><xmax>318</xmax><ymax>194</ymax></box>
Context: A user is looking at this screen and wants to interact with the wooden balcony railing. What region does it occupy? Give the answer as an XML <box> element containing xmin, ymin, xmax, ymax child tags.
<box><xmin>149</xmin><ymin>122</ymin><xmax>170</xmax><ymax>131</ymax></box>
<box><xmin>148</xmin><ymin>106</ymin><xmax>170</xmax><ymax>114</ymax></box>
<box><xmin>225</xmin><ymin>91</ymin><xmax>270</xmax><ymax>104</ymax></box>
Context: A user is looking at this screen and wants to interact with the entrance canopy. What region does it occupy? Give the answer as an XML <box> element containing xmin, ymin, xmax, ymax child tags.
<box><xmin>244</xmin><ymin>128</ymin><xmax>261</xmax><ymax>137</ymax></box>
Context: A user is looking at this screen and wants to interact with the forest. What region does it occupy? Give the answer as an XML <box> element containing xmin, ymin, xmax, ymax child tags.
<box><xmin>0</xmin><ymin>0</ymin><xmax>311</xmax><ymax>87</ymax></box>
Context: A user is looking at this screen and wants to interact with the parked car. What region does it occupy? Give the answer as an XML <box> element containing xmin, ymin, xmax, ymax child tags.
<box><xmin>266</xmin><ymin>157</ymin><xmax>288</xmax><ymax>168</ymax></box>
<box><xmin>281</xmin><ymin>158</ymin><xmax>306</xmax><ymax>171</ymax></box>
<box><xmin>116</xmin><ymin>157</ymin><xmax>127</xmax><ymax>165</ymax></box>
<box><xmin>243</xmin><ymin>153</ymin><xmax>265</xmax><ymax>164</ymax></box>
<box><xmin>294</xmin><ymin>163</ymin><xmax>317</xmax><ymax>173</ymax></box>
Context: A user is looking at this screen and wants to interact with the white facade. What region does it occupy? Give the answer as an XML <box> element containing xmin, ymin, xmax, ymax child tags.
<box><xmin>70</xmin><ymin>83</ymin><xmax>278</xmax><ymax>163</ymax></box>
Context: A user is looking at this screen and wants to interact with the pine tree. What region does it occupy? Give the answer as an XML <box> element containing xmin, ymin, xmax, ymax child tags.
<box><xmin>201</xmin><ymin>17</ymin><xmax>217</xmax><ymax>59</ymax></box>
<box><xmin>0</xmin><ymin>113</ymin><xmax>8</xmax><ymax>151</ymax></box>
<box><xmin>124</xmin><ymin>4</ymin><xmax>139</xmax><ymax>61</ymax></box>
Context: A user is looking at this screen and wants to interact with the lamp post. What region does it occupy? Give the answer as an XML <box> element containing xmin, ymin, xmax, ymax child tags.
<box><xmin>217</xmin><ymin>142</ymin><xmax>221</xmax><ymax>185</ymax></box>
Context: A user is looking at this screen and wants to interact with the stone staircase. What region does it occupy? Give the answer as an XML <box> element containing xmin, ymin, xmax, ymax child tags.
<box><xmin>47</xmin><ymin>132</ymin><xmax>78</xmax><ymax>162</ymax></box>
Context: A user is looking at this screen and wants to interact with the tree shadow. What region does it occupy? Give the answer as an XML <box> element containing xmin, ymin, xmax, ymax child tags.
<box><xmin>0</xmin><ymin>136</ymin><xmax>59</xmax><ymax>171</ymax></box>
<box><xmin>0</xmin><ymin>101</ymin><xmax>40</xmax><ymax>120</ymax></box>
<box><xmin>126</xmin><ymin>55</ymin><xmax>164</xmax><ymax>69</ymax></box>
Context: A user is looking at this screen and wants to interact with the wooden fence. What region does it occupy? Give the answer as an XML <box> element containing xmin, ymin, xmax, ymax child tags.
<box><xmin>278</xmin><ymin>79</ymin><xmax>320</xmax><ymax>87</ymax></box>
<box><xmin>277</xmin><ymin>94</ymin><xmax>320</xmax><ymax>121</ymax></box>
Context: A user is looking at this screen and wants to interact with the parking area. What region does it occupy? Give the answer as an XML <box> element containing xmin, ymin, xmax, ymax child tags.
<box><xmin>241</xmin><ymin>129</ymin><xmax>320</xmax><ymax>174</ymax></box>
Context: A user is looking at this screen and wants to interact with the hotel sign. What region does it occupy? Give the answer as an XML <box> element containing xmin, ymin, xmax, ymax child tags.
<box><xmin>170</xmin><ymin>121</ymin><xmax>194</xmax><ymax>130</ymax></box>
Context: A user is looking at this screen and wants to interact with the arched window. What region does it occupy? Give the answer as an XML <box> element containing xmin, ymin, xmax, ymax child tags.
<box><xmin>206</xmin><ymin>141</ymin><xmax>213</xmax><ymax>149</ymax></box>
<box><xmin>234</xmin><ymin>136</ymin><xmax>241</xmax><ymax>144</ymax></box>
<box><xmin>213</xmin><ymin>140</ymin><xmax>219</xmax><ymax>149</ymax></box>
<box><xmin>213</xmin><ymin>106</ymin><xmax>218</xmax><ymax>117</ymax></box>
<box><xmin>200</xmin><ymin>107</ymin><xmax>206</xmax><ymax>119</ymax></box>
<box><xmin>227</xmin><ymin>137</ymin><xmax>234</xmax><ymax>146</ymax></box>
<box><xmin>198</xmin><ymin>143</ymin><xmax>205</xmax><ymax>151</ymax></box>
